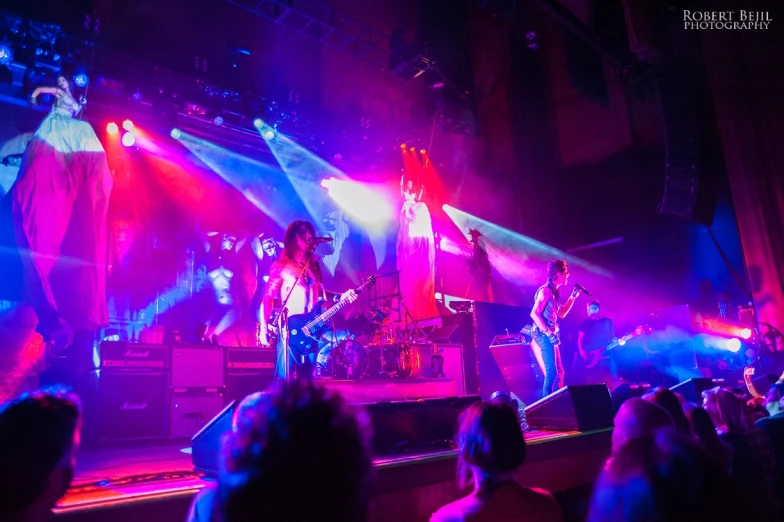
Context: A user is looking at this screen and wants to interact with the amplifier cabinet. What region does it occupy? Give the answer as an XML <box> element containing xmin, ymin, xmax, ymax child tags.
<box><xmin>99</xmin><ymin>341</ymin><xmax>170</xmax><ymax>369</ymax></box>
<box><xmin>170</xmin><ymin>391</ymin><xmax>226</xmax><ymax>439</ymax></box>
<box><xmin>96</xmin><ymin>370</ymin><xmax>169</xmax><ymax>441</ymax></box>
<box><xmin>172</xmin><ymin>345</ymin><xmax>225</xmax><ymax>388</ymax></box>
<box><xmin>226</xmin><ymin>348</ymin><xmax>277</xmax><ymax>403</ymax></box>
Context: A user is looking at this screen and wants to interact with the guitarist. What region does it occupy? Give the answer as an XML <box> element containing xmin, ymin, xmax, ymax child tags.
<box><xmin>530</xmin><ymin>259</ymin><xmax>582</xmax><ymax>397</ymax></box>
<box><xmin>577</xmin><ymin>301</ymin><xmax>618</xmax><ymax>387</ymax></box>
<box><xmin>258</xmin><ymin>220</ymin><xmax>357</xmax><ymax>380</ymax></box>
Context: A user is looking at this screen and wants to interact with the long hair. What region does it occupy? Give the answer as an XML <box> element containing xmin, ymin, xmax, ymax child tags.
<box><xmin>281</xmin><ymin>220</ymin><xmax>321</xmax><ymax>282</ymax></box>
<box><xmin>702</xmin><ymin>387</ymin><xmax>751</xmax><ymax>433</ymax></box>
<box><xmin>644</xmin><ymin>388</ymin><xmax>692</xmax><ymax>437</ymax></box>
<box><xmin>457</xmin><ymin>401</ymin><xmax>526</xmax><ymax>494</ymax></box>
<box><xmin>282</xmin><ymin>220</ymin><xmax>313</xmax><ymax>261</ymax></box>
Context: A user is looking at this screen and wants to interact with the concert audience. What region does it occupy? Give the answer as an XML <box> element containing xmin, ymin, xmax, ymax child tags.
<box><xmin>587</xmin><ymin>432</ymin><xmax>757</xmax><ymax>522</ymax></box>
<box><xmin>643</xmin><ymin>387</ymin><xmax>692</xmax><ymax>437</ymax></box>
<box><xmin>610</xmin><ymin>398</ymin><xmax>674</xmax><ymax>454</ymax></box>
<box><xmin>430</xmin><ymin>400</ymin><xmax>563</xmax><ymax>522</ymax></box>
<box><xmin>0</xmin><ymin>386</ymin><xmax>82</xmax><ymax>522</ymax></box>
<box><xmin>686</xmin><ymin>406</ymin><xmax>733</xmax><ymax>475</ymax></box>
<box><xmin>217</xmin><ymin>379</ymin><xmax>373</xmax><ymax>522</ymax></box>
<box><xmin>756</xmin><ymin>382</ymin><xmax>784</xmax><ymax>507</ymax></box>
<box><xmin>702</xmin><ymin>386</ymin><xmax>778</xmax><ymax>520</ymax></box>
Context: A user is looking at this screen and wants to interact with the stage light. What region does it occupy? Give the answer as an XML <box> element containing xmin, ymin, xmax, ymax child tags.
<box><xmin>409</xmin><ymin>146</ymin><xmax>415</xmax><ymax>151</ymax></box>
<box><xmin>727</xmin><ymin>338</ymin><xmax>741</xmax><ymax>353</ymax></box>
<box><xmin>740</xmin><ymin>328</ymin><xmax>752</xmax><ymax>340</ymax></box>
<box><xmin>121</xmin><ymin>131</ymin><xmax>136</xmax><ymax>147</ymax></box>
<box><xmin>400</xmin><ymin>143</ymin><xmax>406</xmax><ymax>149</ymax></box>
<box><xmin>73</xmin><ymin>71</ymin><xmax>89</xmax><ymax>88</ymax></box>
<box><xmin>170</xmin><ymin>128</ymin><xmax>181</xmax><ymax>139</ymax></box>
<box><xmin>420</xmin><ymin>149</ymin><xmax>426</xmax><ymax>155</ymax></box>
<box><xmin>122</xmin><ymin>119</ymin><xmax>134</xmax><ymax>131</ymax></box>
<box><xmin>321</xmin><ymin>177</ymin><xmax>335</xmax><ymax>188</ymax></box>
<box><xmin>253</xmin><ymin>118</ymin><xmax>263</xmax><ymax>128</ymax></box>
<box><xmin>263</xmin><ymin>130</ymin><xmax>275</xmax><ymax>140</ymax></box>
<box><xmin>106</xmin><ymin>122</ymin><xmax>119</xmax><ymax>135</ymax></box>
<box><xmin>131</xmin><ymin>89</ymin><xmax>143</xmax><ymax>102</ymax></box>
<box><xmin>0</xmin><ymin>44</ymin><xmax>13</xmax><ymax>65</ymax></box>
<box><xmin>213</xmin><ymin>116</ymin><xmax>224</xmax><ymax>126</ymax></box>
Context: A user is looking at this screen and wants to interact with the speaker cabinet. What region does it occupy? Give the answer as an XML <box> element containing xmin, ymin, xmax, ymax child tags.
<box><xmin>191</xmin><ymin>401</ymin><xmax>237</xmax><ymax>475</ymax></box>
<box><xmin>97</xmin><ymin>370</ymin><xmax>169</xmax><ymax>441</ymax></box>
<box><xmin>670</xmin><ymin>377</ymin><xmax>721</xmax><ymax>404</ymax></box>
<box><xmin>524</xmin><ymin>385</ymin><xmax>614</xmax><ymax>432</ymax></box>
<box><xmin>170</xmin><ymin>391</ymin><xmax>226</xmax><ymax>439</ymax></box>
<box><xmin>172</xmin><ymin>345</ymin><xmax>225</xmax><ymax>388</ymax></box>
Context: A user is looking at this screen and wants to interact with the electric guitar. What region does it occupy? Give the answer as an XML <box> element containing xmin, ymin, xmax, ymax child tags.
<box><xmin>287</xmin><ymin>276</ymin><xmax>376</xmax><ymax>357</ymax></box>
<box><xmin>583</xmin><ymin>325</ymin><xmax>648</xmax><ymax>369</ymax></box>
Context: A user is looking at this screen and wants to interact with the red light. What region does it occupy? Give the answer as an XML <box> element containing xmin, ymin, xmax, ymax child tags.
<box><xmin>122</xmin><ymin>119</ymin><xmax>134</xmax><ymax>131</ymax></box>
<box><xmin>106</xmin><ymin>122</ymin><xmax>119</xmax><ymax>135</ymax></box>
<box><xmin>420</xmin><ymin>149</ymin><xmax>426</xmax><ymax>155</ymax></box>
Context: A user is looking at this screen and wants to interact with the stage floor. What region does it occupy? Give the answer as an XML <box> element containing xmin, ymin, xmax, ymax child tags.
<box><xmin>55</xmin><ymin>428</ymin><xmax>611</xmax><ymax>521</ymax></box>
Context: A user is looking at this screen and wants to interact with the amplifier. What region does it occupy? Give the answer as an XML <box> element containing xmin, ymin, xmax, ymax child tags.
<box><xmin>99</xmin><ymin>341</ymin><xmax>170</xmax><ymax>369</ymax></box>
<box><xmin>96</xmin><ymin>370</ymin><xmax>169</xmax><ymax>441</ymax></box>
<box><xmin>170</xmin><ymin>390</ymin><xmax>226</xmax><ymax>439</ymax></box>
<box><xmin>226</xmin><ymin>347</ymin><xmax>277</xmax><ymax>370</ymax></box>
<box><xmin>226</xmin><ymin>348</ymin><xmax>276</xmax><ymax>403</ymax></box>
<box><xmin>172</xmin><ymin>345</ymin><xmax>225</xmax><ymax>388</ymax></box>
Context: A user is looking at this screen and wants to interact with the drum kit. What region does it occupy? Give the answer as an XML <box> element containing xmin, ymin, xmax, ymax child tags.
<box><xmin>314</xmin><ymin>307</ymin><xmax>420</xmax><ymax>380</ymax></box>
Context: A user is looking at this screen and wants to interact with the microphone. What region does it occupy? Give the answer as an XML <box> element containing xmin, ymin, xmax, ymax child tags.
<box><xmin>574</xmin><ymin>283</ymin><xmax>591</xmax><ymax>296</ymax></box>
<box><xmin>309</xmin><ymin>236</ymin><xmax>334</xmax><ymax>245</ymax></box>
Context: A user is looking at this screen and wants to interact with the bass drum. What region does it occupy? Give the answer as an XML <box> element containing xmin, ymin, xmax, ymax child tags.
<box><xmin>332</xmin><ymin>340</ymin><xmax>368</xmax><ymax>380</ymax></box>
<box><xmin>367</xmin><ymin>343</ymin><xmax>420</xmax><ymax>378</ymax></box>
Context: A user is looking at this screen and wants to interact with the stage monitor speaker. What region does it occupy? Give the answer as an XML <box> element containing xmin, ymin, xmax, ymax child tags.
<box><xmin>670</xmin><ymin>377</ymin><xmax>722</xmax><ymax>404</ymax></box>
<box><xmin>367</xmin><ymin>396</ymin><xmax>481</xmax><ymax>455</ymax></box>
<box><xmin>611</xmin><ymin>383</ymin><xmax>651</xmax><ymax>412</ymax></box>
<box><xmin>524</xmin><ymin>385</ymin><xmax>614</xmax><ymax>432</ymax></box>
<box><xmin>191</xmin><ymin>400</ymin><xmax>237</xmax><ymax>475</ymax></box>
<box><xmin>489</xmin><ymin>342</ymin><xmax>543</xmax><ymax>407</ymax></box>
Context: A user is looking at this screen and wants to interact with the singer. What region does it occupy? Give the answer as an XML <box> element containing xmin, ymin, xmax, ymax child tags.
<box><xmin>258</xmin><ymin>220</ymin><xmax>356</xmax><ymax>379</ymax></box>
<box><xmin>9</xmin><ymin>74</ymin><xmax>112</xmax><ymax>353</ymax></box>
<box><xmin>530</xmin><ymin>259</ymin><xmax>582</xmax><ymax>396</ymax></box>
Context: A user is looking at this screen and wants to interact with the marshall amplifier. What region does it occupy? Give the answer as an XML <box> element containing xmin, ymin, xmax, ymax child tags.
<box><xmin>226</xmin><ymin>348</ymin><xmax>276</xmax><ymax>403</ymax></box>
<box><xmin>96</xmin><ymin>370</ymin><xmax>169</xmax><ymax>441</ymax></box>
<box><xmin>99</xmin><ymin>341</ymin><xmax>170</xmax><ymax>369</ymax></box>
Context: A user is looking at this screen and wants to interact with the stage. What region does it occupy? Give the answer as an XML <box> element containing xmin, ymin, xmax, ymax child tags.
<box><xmin>54</xmin><ymin>428</ymin><xmax>611</xmax><ymax>522</ymax></box>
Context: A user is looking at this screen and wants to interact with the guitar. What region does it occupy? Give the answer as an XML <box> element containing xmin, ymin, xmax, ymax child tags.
<box><xmin>583</xmin><ymin>325</ymin><xmax>647</xmax><ymax>369</ymax></box>
<box><xmin>287</xmin><ymin>276</ymin><xmax>376</xmax><ymax>357</ymax></box>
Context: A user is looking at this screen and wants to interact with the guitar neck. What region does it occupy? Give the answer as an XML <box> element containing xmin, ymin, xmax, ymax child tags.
<box><xmin>314</xmin><ymin>284</ymin><xmax>367</xmax><ymax>325</ymax></box>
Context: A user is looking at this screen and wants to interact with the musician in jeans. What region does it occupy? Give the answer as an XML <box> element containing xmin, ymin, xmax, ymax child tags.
<box><xmin>530</xmin><ymin>260</ymin><xmax>582</xmax><ymax>397</ymax></box>
<box><xmin>577</xmin><ymin>301</ymin><xmax>618</xmax><ymax>388</ymax></box>
<box><xmin>258</xmin><ymin>220</ymin><xmax>356</xmax><ymax>380</ymax></box>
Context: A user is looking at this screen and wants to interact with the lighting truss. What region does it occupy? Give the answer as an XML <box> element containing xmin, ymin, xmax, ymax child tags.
<box><xmin>224</xmin><ymin>0</ymin><xmax>393</xmax><ymax>70</ymax></box>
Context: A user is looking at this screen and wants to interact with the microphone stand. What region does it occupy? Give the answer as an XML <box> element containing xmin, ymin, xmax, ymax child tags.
<box><xmin>278</xmin><ymin>247</ymin><xmax>316</xmax><ymax>381</ymax></box>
